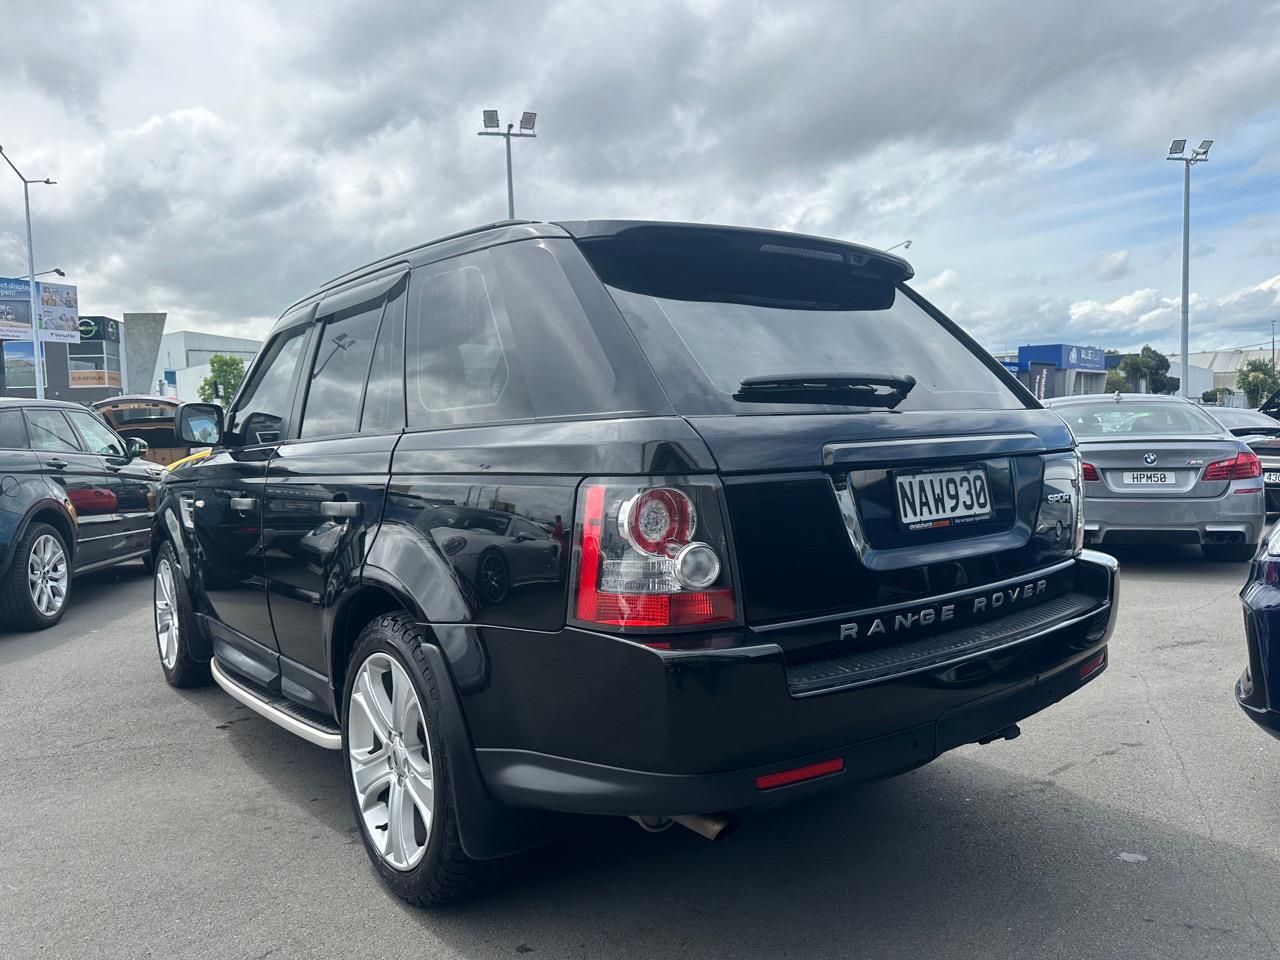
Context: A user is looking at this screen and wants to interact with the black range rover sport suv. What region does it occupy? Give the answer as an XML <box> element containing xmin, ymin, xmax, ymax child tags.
<box><xmin>152</xmin><ymin>220</ymin><xmax>1118</xmax><ymax>904</ymax></box>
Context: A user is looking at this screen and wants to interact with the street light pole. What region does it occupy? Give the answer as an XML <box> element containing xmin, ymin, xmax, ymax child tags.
<box><xmin>1166</xmin><ymin>138</ymin><xmax>1212</xmax><ymax>399</ymax></box>
<box><xmin>478</xmin><ymin>110</ymin><xmax>537</xmax><ymax>220</ymax></box>
<box><xmin>1</xmin><ymin>146</ymin><xmax>56</xmax><ymax>400</ymax></box>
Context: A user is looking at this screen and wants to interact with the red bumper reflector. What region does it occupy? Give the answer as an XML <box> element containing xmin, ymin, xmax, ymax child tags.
<box><xmin>756</xmin><ymin>758</ymin><xmax>845</xmax><ymax>791</ymax></box>
<box><xmin>1079</xmin><ymin>650</ymin><xmax>1106</xmax><ymax>679</ymax></box>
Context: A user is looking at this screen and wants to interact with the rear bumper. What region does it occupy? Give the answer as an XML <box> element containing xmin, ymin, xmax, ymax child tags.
<box><xmin>1084</xmin><ymin>490</ymin><xmax>1264</xmax><ymax>545</ymax></box>
<box><xmin>460</xmin><ymin>551</ymin><xmax>1118</xmax><ymax>817</ymax></box>
<box><xmin>478</xmin><ymin>645</ymin><xmax>1110</xmax><ymax>815</ymax></box>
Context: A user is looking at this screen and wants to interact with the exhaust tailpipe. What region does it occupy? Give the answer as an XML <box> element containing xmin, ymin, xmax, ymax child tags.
<box><xmin>671</xmin><ymin>813</ymin><xmax>739</xmax><ymax>841</ymax></box>
<box><xmin>629</xmin><ymin>812</ymin><xmax>741</xmax><ymax>841</ymax></box>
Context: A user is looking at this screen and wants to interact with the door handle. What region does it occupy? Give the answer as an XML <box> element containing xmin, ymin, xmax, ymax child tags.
<box><xmin>320</xmin><ymin>500</ymin><xmax>361</xmax><ymax>519</ymax></box>
<box><xmin>229</xmin><ymin>496</ymin><xmax>258</xmax><ymax>512</ymax></box>
<box><xmin>46</xmin><ymin>459</ymin><xmax>68</xmax><ymax>470</ymax></box>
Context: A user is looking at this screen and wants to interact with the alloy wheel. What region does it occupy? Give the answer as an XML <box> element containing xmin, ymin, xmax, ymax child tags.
<box><xmin>27</xmin><ymin>534</ymin><xmax>68</xmax><ymax>618</ymax></box>
<box><xmin>348</xmin><ymin>652</ymin><xmax>435</xmax><ymax>871</ymax></box>
<box><xmin>154</xmin><ymin>557</ymin><xmax>179</xmax><ymax>669</ymax></box>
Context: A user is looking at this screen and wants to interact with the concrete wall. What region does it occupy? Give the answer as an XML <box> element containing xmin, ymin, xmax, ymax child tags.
<box><xmin>122</xmin><ymin>312</ymin><xmax>167</xmax><ymax>395</ymax></box>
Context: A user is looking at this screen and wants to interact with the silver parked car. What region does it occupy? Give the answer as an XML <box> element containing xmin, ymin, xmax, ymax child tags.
<box><xmin>1045</xmin><ymin>394</ymin><xmax>1264</xmax><ymax>561</ymax></box>
<box><xmin>1205</xmin><ymin>406</ymin><xmax>1280</xmax><ymax>513</ymax></box>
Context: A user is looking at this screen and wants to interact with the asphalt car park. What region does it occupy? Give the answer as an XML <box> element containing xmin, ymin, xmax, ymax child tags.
<box><xmin>3</xmin><ymin>545</ymin><xmax>1279</xmax><ymax>960</ymax></box>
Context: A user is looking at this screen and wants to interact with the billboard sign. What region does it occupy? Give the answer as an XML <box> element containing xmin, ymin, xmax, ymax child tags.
<box><xmin>0</xmin><ymin>278</ymin><xmax>34</xmax><ymax>340</ymax></box>
<box><xmin>37</xmin><ymin>281</ymin><xmax>80</xmax><ymax>343</ymax></box>
<box><xmin>0</xmin><ymin>277</ymin><xmax>79</xmax><ymax>343</ymax></box>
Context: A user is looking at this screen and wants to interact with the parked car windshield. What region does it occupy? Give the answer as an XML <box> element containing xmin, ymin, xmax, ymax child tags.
<box><xmin>1055</xmin><ymin>401</ymin><xmax>1224</xmax><ymax>437</ymax></box>
<box><xmin>577</xmin><ymin>232</ymin><xmax>1024</xmax><ymax>415</ymax></box>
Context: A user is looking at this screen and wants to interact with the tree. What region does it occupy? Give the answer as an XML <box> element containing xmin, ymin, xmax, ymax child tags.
<box><xmin>1236</xmin><ymin>358</ymin><xmax>1280</xmax><ymax>408</ymax></box>
<box><xmin>1201</xmin><ymin>387</ymin><xmax>1233</xmax><ymax>404</ymax></box>
<box><xmin>198</xmin><ymin>354</ymin><xmax>247</xmax><ymax>405</ymax></box>
<box><xmin>1119</xmin><ymin>345</ymin><xmax>1179</xmax><ymax>395</ymax></box>
<box><xmin>1105</xmin><ymin>370</ymin><xmax>1132</xmax><ymax>393</ymax></box>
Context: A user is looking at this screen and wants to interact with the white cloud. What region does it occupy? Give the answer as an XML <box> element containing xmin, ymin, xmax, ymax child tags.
<box><xmin>918</xmin><ymin>269</ymin><xmax>960</xmax><ymax>297</ymax></box>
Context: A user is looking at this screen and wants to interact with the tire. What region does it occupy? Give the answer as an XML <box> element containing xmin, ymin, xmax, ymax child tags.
<box><xmin>0</xmin><ymin>522</ymin><xmax>72</xmax><ymax>630</ymax></box>
<box><xmin>1202</xmin><ymin>541</ymin><xmax>1257</xmax><ymax>563</ymax></box>
<box><xmin>153</xmin><ymin>541</ymin><xmax>210</xmax><ymax>687</ymax></box>
<box><xmin>342</xmin><ymin>613</ymin><xmax>494</xmax><ymax>905</ymax></box>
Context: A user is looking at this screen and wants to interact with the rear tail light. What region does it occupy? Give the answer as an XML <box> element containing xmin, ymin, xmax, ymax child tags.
<box><xmin>572</xmin><ymin>477</ymin><xmax>738</xmax><ymax>635</ymax></box>
<box><xmin>1204</xmin><ymin>451</ymin><xmax>1261</xmax><ymax>481</ymax></box>
<box><xmin>1081</xmin><ymin>462</ymin><xmax>1100</xmax><ymax>482</ymax></box>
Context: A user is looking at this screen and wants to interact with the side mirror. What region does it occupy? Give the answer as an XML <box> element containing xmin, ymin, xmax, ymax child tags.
<box><xmin>177</xmin><ymin>402</ymin><xmax>225</xmax><ymax>446</ymax></box>
<box><xmin>125</xmin><ymin>437</ymin><xmax>149</xmax><ymax>459</ymax></box>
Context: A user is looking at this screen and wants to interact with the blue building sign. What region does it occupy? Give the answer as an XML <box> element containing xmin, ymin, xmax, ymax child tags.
<box><xmin>1016</xmin><ymin>343</ymin><xmax>1106</xmax><ymax>372</ymax></box>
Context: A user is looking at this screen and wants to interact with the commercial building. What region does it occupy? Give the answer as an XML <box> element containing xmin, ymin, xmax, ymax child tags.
<box><xmin>0</xmin><ymin>312</ymin><xmax>167</xmax><ymax>405</ymax></box>
<box><xmin>1171</xmin><ymin>349</ymin><xmax>1273</xmax><ymax>394</ymax></box>
<box><xmin>1006</xmin><ymin>343</ymin><xmax>1108</xmax><ymax>400</ymax></box>
<box><xmin>151</xmin><ymin>330</ymin><xmax>261</xmax><ymax>401</ymax></box>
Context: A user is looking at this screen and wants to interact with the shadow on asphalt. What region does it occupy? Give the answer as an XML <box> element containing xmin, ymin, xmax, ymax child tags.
<box><xmin>203</xmin><ymin>710</ymin><xmax>1277</xmax><ymax>958</ymax></box>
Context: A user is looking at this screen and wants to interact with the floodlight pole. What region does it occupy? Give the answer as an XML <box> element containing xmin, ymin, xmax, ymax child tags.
<box><xmin>1</xmin><ymin>146</ymin><xmax>54</xmax><ymax>400</ymax></box>
<box><xmin>1167</xmin><ymin>140</ymin><xmax>1211</xmax><ymax>399</ymax></box>
<box><xmin>1180</xmin><ymin>158</ymin><xmax>1190</xmax><ymax>398</ymax></box>
<box><xmin>478</xmin><ymin>122</ymin><xmax>536</xmax><ymax>220</ymax></box>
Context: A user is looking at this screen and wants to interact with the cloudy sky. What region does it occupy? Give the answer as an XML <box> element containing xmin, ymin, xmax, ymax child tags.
<box><xmin>1</xmin><ymin>0</ymin><xmax>1278</xmax><ymax>356</ymax></box>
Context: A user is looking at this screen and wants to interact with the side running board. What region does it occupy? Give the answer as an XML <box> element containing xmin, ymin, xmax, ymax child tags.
<box><xmin>210</xmin><ymin>658</ymin><xmax>342</xmax><ymax>750</ymax></box>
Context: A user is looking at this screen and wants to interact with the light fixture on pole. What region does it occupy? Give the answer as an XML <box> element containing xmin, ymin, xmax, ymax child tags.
<box><xmin>18</xmin><ymin>267</ymin><xmax>64</xmax><ymax>280</ymax></box>
<box><xmin>1166</xmin><ymin>138</ymin><xmax>1213</xmax><ymax>398</ymax></box>
<box><xmin>0</xmin><ymin>145</ymin><xmax>56</xmax><ymax>400</ymax></box>
<box><xmin>477</xmin><ymin>109</ymin><xmax>537</xmax><ymax>219</ymax></box>
<box><xmin>884</xmin><ymin>240</ymin><xmax>912</xmax><ymax>252</ymax></box>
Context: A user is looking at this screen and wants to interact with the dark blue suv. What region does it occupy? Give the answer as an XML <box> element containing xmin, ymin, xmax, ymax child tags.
<box><xmin>0</xmin><ymin>398</ymin><xmax>160</xmax><ymax>629</ymax></box>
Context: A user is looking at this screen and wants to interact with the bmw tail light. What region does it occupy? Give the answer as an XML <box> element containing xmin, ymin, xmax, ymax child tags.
<box><xmin>1081</xmin><ymin>462</ymin><xmax>1100</xmax><ymax>482</ymax></box>
<box><xmin>1204</xmin><ymin>451</ymin><xmax>1261</xmax><ymax>481</ymax></box>
<box><xmin>572</xmin><ymin>477</ymin><xmax>738</xmax><ymax>635</ymax></box>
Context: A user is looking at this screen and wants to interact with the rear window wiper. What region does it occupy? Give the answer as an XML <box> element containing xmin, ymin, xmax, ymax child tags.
<box><xmin>733</xmin><ymin>372</ymin><xmax>916</xmax><ymax>408</ymax></box>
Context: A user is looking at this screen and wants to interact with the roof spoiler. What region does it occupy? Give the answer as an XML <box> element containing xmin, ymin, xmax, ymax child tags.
<box><xmin>554</xmin><ymin>220</ymin><xmax>914</xmax><ymax>283</ymax></box>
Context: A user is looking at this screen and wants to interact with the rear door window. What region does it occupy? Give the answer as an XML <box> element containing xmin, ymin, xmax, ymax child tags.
<box><xmin>26</xmin><ymin>409</ymin><xmax>82</xmax><ymax>452</ymax></box>
<box><xmin>299</xmin><ymin>298</ymin><xmax>383</xmax><ymax>440</ymax></box>
<box><xmin>576</xmin><ymin>233</ymin><xmax>1024</xmax><ymax>415</ymax></box>
<box><xmin>360</xmin><ymin>284</ymin><xmax>407</xmax><ymax>433</ymax></box>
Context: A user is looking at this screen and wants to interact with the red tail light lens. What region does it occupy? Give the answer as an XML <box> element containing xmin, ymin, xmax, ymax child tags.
<box><xmin>1081</xmin><ymin>462</ymin><xmax>1100</xmax><ymax>482</ymax></box>
<box><xmin>1204</xmin><ymin>451</ymin><xmax>1261</xmax><ymax>481</ymax></box>
<box><xmin>573</xmin><ymin>478</ymin><xmax>738</xmax><ymax>635</ymax></box>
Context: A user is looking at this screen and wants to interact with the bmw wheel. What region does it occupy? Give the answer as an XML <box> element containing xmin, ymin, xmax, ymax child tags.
<box><xmin>0</xmin><ymin>522</ymin><xmax>71</xmax><ymax>630</ymax></box>
<box><xmin>342</xmin><ymin>613</ymin><xmax>492</xmax><ymax>904</ymax></box>
<box><xmin>153</xmin><ymin>541</ymin><xmax>210</xmax><ymax>687</ymax></box>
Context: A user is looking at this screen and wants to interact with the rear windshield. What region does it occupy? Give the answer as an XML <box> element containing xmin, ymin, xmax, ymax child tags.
<box><xmin>576</xmin><ymin>233</ymin><xmax>1024</xmax><ymax>415</ymax></box>
<box><xmin>1210</xmin><ymin>408</ymin><xmax>1280</xmax><ymax>433</ymax></box>
<box><xmin>1055</xmin><ymin>401</ymin><xmax>1223</xmax><ymax>437</ymax></box>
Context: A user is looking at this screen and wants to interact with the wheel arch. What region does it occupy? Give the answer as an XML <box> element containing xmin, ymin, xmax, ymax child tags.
<box><xmin>12</xmin><ymin>499</ymin><xmax>77</xmax><ymax>571</ymax></box>
<box><xmin>327</xmin><ymin>575</ymin><xmax>423</xmax><ymax>703</ymax></box>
